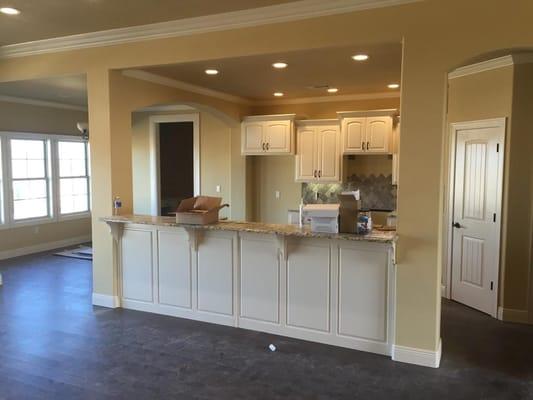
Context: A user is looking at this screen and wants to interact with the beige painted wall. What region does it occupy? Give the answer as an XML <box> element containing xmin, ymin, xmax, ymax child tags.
<box><xmin>131</xmin><ymin>109</ymin><xmax>236</xmax><ymax>219</ymax></box>
<box><xmin>0</xmin><ymin>100</ymin><xmax>91</xmax><ymax>252</ymax></box>
<box><xmin>249</xmin><ymin>97</ymin><xmax>400</xmax><ymax>223</ymax></box>
<box><xmin>445</xmin><ymin>64</ymin><xmax>533</xmax><ymax>317</ymax></box>
<box><xmin>4</xmin><ymin>0</ymin><xmax>533</xmax><ymax>352</ymax></box>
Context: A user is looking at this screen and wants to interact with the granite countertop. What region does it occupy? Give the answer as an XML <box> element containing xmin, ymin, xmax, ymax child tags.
<box><xmin>101</xmin><ymin>215</ymin><xmax>397</xmax><ymax>244</ymax></box>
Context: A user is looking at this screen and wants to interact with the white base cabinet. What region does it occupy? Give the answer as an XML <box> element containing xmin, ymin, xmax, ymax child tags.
<box><xmin>116</xmin><ymin>224</ymin><xmax>395</xmax><ymax>357</ymax></box>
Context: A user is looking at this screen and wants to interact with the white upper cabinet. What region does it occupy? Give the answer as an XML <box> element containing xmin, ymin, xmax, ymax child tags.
<box><xmin>296</xmin><ymin>120</ymin><xmax>341</xmax><ymax>183</ymax></box>
<box><xmin>339</xmin><ymin>110</ymin><xmax>397</xmax><ymax>155</ymax></box>
<box><xmin>241</xmin><ymin>114</ymin><xmax>295</xmax><ymax>155</ymax></box>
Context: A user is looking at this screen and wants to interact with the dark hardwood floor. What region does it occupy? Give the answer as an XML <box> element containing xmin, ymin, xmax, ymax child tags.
<box><xmin>0</xmin><ymin>250</ymin><xmax>532</xmax><ymax>399</ymax></box>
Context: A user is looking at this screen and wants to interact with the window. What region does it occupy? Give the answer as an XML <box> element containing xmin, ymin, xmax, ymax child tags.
<box><xmin>10</xmin><ymin>139</ymin><xmax>50</xmax><ymax>221</ymax></box>
<box><xmin>0</xmin><ymin>132</ymin><xmax>91</xmax><ymax>227</ymax></box>
<box><xmin>58</xmin><ymin>141</ymin><xmax>90</xmax><ymax>215</ymax></box>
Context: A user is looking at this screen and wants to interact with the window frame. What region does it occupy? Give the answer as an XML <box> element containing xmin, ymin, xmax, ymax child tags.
<box><xmin>0</xmin><ymin>131</ymin><xmax>91</xmax><ymax>229</ymax></box>
<box><xmin>54</xmin><ymin>138</ymin><xmax>91</xmax><ymax>221</ymax></box>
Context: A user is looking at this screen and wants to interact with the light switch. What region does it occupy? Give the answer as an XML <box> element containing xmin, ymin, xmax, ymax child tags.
<box><xmin>275</xmin><ymin>190</ymin><xmax>281</xmax><ymax>199</ymax></box>
<box><xmin>216</xmin><ymin>185</ymin><xmax>221</xmax><ymax>193</ymax></box>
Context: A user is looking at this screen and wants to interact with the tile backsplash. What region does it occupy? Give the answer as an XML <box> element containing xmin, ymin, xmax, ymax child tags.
<box><xmin>302</xmin><ymin>174</ymin><xmax>397</xmax><ymax>211</ymax></box>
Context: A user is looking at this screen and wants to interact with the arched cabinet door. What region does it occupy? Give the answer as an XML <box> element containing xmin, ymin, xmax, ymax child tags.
<box><xmin>366</xmin><ymin>117</ymin><xmax>392</xmax><ymax>154</ymax></box>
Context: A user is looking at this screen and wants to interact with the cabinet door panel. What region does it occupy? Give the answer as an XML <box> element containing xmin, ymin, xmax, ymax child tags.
<box><xmin>343</xmin><ymin>118</ymin><xmax>366</xmax><ymax>154</ymax></box>
<box><xmin>242</xmin><ymin>123</ymin><xmax>264</xmax><ymax>153</ymax></box>
<box><xmin>295</xmin><ymin>127</ymin><xmax>317</xmax><ymax>181</ymax></box>
<box><xmin>122</xmin><ymin>229</ymin><xmax>153</xmax><ymax>303</ymax></box>
<box><xmin>366</xmin><ymin>117</ymin><xmax>391</xmax><ymax>153</ymax></box>
<box><xmin>265</xmin><ymin>122</ymin><xmax>291</xmax><ymax>153</ymax></box>
<box><xmin>197</xmin><ymin>232</ymin><xmax>234</xmax><ymax>315</ymax></box>
<box><xmin>337</xmin><ymin>245</ymin><xmax>388</xmax><ymax>342</ymax></box>
<box><xmin>158</xmin><ymin>230</ymin><xmax>192</xmax><ymax>308</ymax></box>
<box><xmin>317</xmin><ymin>125</ymin><xmax>340</xmax><ymax>182</ymax></box>
<box><xmin>240</xmin><ymin>235</ymin><xmax>279</xmax><ymax>323</ymax></box>
<box><xmin>287</xmin><ymin>239</ymin><xmax>330</xmax><ymax>332</ymax></box>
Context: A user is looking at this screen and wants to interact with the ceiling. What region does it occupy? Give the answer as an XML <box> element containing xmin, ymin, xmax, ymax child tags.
<box><xmin>0</xmin><ymin>0</ymin><xmax>298</xmax><ymax>46</ymax></box>
<box><xmin>138</xmin><ymin>43</ymin><xmax>402</xmax><ymax>101</ymax></box>
<box><xmin>0</xmin><ymin>74</ymin><xmax>87</xmax><ymax>106</ymax></box>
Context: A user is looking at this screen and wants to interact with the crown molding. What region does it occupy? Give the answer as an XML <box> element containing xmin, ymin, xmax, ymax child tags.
<box><xmin>122</xmin><ymin>70</ymin><xmax>253</xmax><ymax>105</ymax></box>
<box><xmin>123</xmin><ymin>69</ymin><xmax>401</xmax><ymax>107</ymax></box>
<box><xmin>0</xmin><ymin>0</ymin><xmax>422</xmax><ymax>59</ymax></box>
<box><xmin>0</xmin><ymin>95</ymin><xmax>87</xmax><ymax>112</ymax></box>
<box><xmin>448</xmin><ymin>53</ymin><xmax>533</xmax><ymax>79</ymax></box>
<box><xmin>136</xmin><ymin>104</ymin><xmax>197</xmax><ymax>112</ymax></box>
<box><xmin>256</xmin><ymin>91</ymin><xmax>400</xmax><ymax>106</ymax></box>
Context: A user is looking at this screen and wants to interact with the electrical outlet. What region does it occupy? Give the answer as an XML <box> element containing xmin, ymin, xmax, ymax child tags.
<box><xmin>216</xmin><ymin>185</ymin><xmax>221</xmax><ymax>193</ymax></box>
<box><xmin>275</xmin><ymin>190</ymin><xmax>281</xmax><ymax>199</ymax></box>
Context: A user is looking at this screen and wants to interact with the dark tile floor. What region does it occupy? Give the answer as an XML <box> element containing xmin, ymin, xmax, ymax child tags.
<box><xmin>0</xmin><ymin>251</ymin><xmax>532</xmax><ymax>400</ymax></box>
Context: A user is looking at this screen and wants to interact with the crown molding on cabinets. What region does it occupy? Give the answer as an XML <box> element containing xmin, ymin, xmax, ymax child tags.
<box><xmin>337</xmin><ymin>108</ymin><xmax>398</xmax><ymax>118</ymax></box>
<box><xmin>0</xmin><ymin>0</ymin><xmax>422</xmax><ymax>59</ymax></box>
<box><xmin>0</xmin><ymin>95</ymin><xmax>87</xmax><ymax>112</ymax></box>
<box><xmin>448</xmin><ymin>53</ymin><xmax>533</xmax><ymax>79</ymax></box>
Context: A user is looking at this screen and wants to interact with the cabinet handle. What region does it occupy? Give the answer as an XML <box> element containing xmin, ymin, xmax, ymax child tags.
<box><xmin>362</xmin><ymin>141</ymin><xmax>365</xmax><ymax>151</ymax></box>
<box><xmin>313</xmin><ymin>170</ymin><xmax>317</xmax><ymax>178</ymax></box>
<box><xmin>318</xmin><ymin>170</ymin><xmax>322</xmax><ymax>178</ymax></box>
<box><xmin>266</xmin><ymin>143</ymin><xmax>270</xmax><ymax>150</ymax></box>
<box><xmin>366</xmin><ymin>141</ymin><xmax>370</xmax><ymax>151</ymax></box>
<box><xmin>262</xmin><ymin>143</ymin><xmax>265</xmax><ymax>151</ymax></box>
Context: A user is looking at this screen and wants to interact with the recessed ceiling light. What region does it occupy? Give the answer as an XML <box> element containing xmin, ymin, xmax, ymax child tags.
<box><xmin>352</xmin><ymin>54</ymin><xmax>369</xmax><ymax>61</ymax></box>
<box><xmin>205</xmin><ymin>69</ymin><xmax>219</xmax><ymax>75</ymax></box>
<box><xmin>388</xmin><ymin>83</ymin><xmax>400</xmax><ymax>89</ymax></box>
<box><xmin>327</xmin><ymin>88</ymin><xmax>339</xmax><ymax>93</ymax></box>
<box><xmin>0</xmin><ymin>7</ymin><xmax>20</xmax><ymax>15</ymax></box>
<box><xmin>272</xmin><ymin>62</ymin><xmax>288</xmax><ymax>69</ymax></box>
<box><xmin>273</xmin><ymin>92</ymin><xmax>284</xmax><ymax>97</ymax></box>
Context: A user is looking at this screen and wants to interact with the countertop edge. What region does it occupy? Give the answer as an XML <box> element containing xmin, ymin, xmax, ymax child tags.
<box><xmin>101</xmin><ymin>216</ymin><xmax>397</xmax><ymax>244</ymax></box>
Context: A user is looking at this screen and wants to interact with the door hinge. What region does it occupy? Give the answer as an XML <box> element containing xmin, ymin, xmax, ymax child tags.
<box><xmin>493</xmin><ymin>213</ymin><xmax>496</xmax><ymax>223</ymax></box>
<box><xmin>496</xmin><ymin>143</ymin><xmax>500</xmax><ymax>153</ymax></box>
<box><xmin>490</xmin><ymin>281</ymin><xmax>494</xmax><ymax>291</ymax></box>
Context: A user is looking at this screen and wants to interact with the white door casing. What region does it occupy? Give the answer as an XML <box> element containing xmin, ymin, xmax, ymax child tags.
<box><xmin>450</xmin><ymin>119</ymin><xmax>505</xmax><ymax>317</ymax></box>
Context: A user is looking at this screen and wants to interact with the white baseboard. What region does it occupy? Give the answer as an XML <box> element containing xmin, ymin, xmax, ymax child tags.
<box><xmin>497</xmin><ymin>306</ymin><xmax>529</xmax><ymax>323</ymax></box>
<box><xmin>92</xmin><ymin>293</ymin><xmax>121</xmax><ymax>308</ymax></box>
<box><xmin>392</xmin><ymin>339</ymin><xmax>442</xmax><ymax>368</ymax></box>
<box><xmin>0</xmin><ymin>234</ymin><xmax>91</xmax><ymax>260</ymax></box>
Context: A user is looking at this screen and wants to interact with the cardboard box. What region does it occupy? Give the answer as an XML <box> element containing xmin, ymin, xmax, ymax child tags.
<box><xmin>338</xmin><ymin>193</ymin><xmax>361</xmax><ymax>233</ymax></box>
<box><xmin>176</xmin><ymin>196</ymin><xmax>229</xmax><ymax>225</ymax></box>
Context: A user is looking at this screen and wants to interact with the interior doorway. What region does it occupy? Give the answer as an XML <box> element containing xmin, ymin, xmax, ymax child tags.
<box><xmin>446</xmin><ymin>118</ymin><xmax>505</xmax><ymax>317</ymax></box>
<box><xmin>149</xmin><ymin>114</ymin><xmax>200</xmax><ymax>216</ymax></box>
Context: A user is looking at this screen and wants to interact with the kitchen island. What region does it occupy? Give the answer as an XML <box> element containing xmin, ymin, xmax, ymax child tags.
<box><xmin>102</xmin><ymin>215</ymin><xmax>397</xmax><ymax>357</ymax></box>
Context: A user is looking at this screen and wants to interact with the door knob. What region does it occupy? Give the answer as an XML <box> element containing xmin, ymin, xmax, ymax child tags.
<box><xmin>452</xmin><ymin>222</ymin><xmax>463</xmax><ymax>228</ymax></box>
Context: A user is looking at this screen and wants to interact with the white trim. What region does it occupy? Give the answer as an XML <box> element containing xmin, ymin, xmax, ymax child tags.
<box><xmin>92</xmin><ymin>293</ymin><xmax>121</xmax><ymax>308</ymax></box>
<box><xmin>124</xmin><ymin>70</ymin><xmax>401</xmax><ymax>107</ymax></box>
<box><xmin>337</xmin><ymin>108</ymin><xmax>399</xmax><ymax>118</ymax></box>
<box><xmin>255</xmin><ymin>92</ymin><xmax>401</xmax><ymax>106</ymax></box>
<box><xmin>137</xmin><ymin>104</ymin><xmax>196</xmax><ymax>113</ymax></box>
<box><xmin>0</xmin><ymin>95</ymin><xmax>87</xmax><ymax>112</ymax></box>
<box><xmin>443</xmin><ymin>118</ymin><xmax>506</xmax><ymax>318</ymax></box>
<box><xmin>392</xmin><ymin>339</ymin><xmax>442</xmax><ymax>368</ymax></box>
<box><xmin>242</xmin><ymin>113</ymin><xmax>296</xmax><ymax>122</ymax></box>
<box><xmin>149</xmin><ymin>114</ymin><xmax>200</xmax><ymax>216</ymax></box>
<box><xmin>123</xmin><ymin>70</ymin><xmax>252</xmax><ymax>105</ymax></box>
<box><xmin>0</xmin><ymin>0</ymin><xmax>422</xmax><ymax>59</ymax></box>
<box><xmin>448</xmin><ymin>54</ymin><xmax>533</xmax><ymax>79</ymax></box>
<box><xmin>0</xmin><ymin>234</ymin><xmax>91</xmax><ymax>260</ymax></box>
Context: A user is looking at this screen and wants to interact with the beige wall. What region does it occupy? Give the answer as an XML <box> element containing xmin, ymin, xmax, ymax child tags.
<box><xmin>249</xmin><ymin>97</ymin><xmax>400</xmax><ymax>223</ymax></box>
<box><xmin>4</xmin><ymin>0</ymin><xmax>533</xmax><ymax>352</ymax></box>
<box><xmin>131</xmin><ymin>109</ymin><xmax>237</xmax><ymax>219</ymax></box>
<box><xmin>446</xmin><ymin>64</ymin><xmax>533</xmax><ymax>316</ymax></box>
<box><xmin>0</xmin><ymin>100</ymin><xmax>91</xmax><ymax>253</ymax></box>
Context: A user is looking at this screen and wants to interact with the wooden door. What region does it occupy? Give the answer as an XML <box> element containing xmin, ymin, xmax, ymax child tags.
<box><xmin>366</xmin><ymin>117</ymin><xmax>391</xmax><ymax>153</ymax></box>
<box><xmin>264</xmin><ymin>121</ymin><xmax>291</xmax><ymax>153</ymax></box>
<box><xmin>342</xmin><ymin>117</ymin><xmax>366</xmax><ymax>154</ymax></box>
<box><xmin>317</xmin><ymin>125</ymin><xmax>340</xmax><ymax>182</ymax></box>
<box><xmin>451</xmin><ymin>120</ymin><xmax>504</xmax><ymax>316</ymax></box>
<box><xmin>295</xmin><ymin>126</ymin><xmax>317</xmax><ymax>182</ymax></box>
<box><xmin>242</xmin><ymin>122</ymin><xmax>265</xmax><ymax>153</ymax></box>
